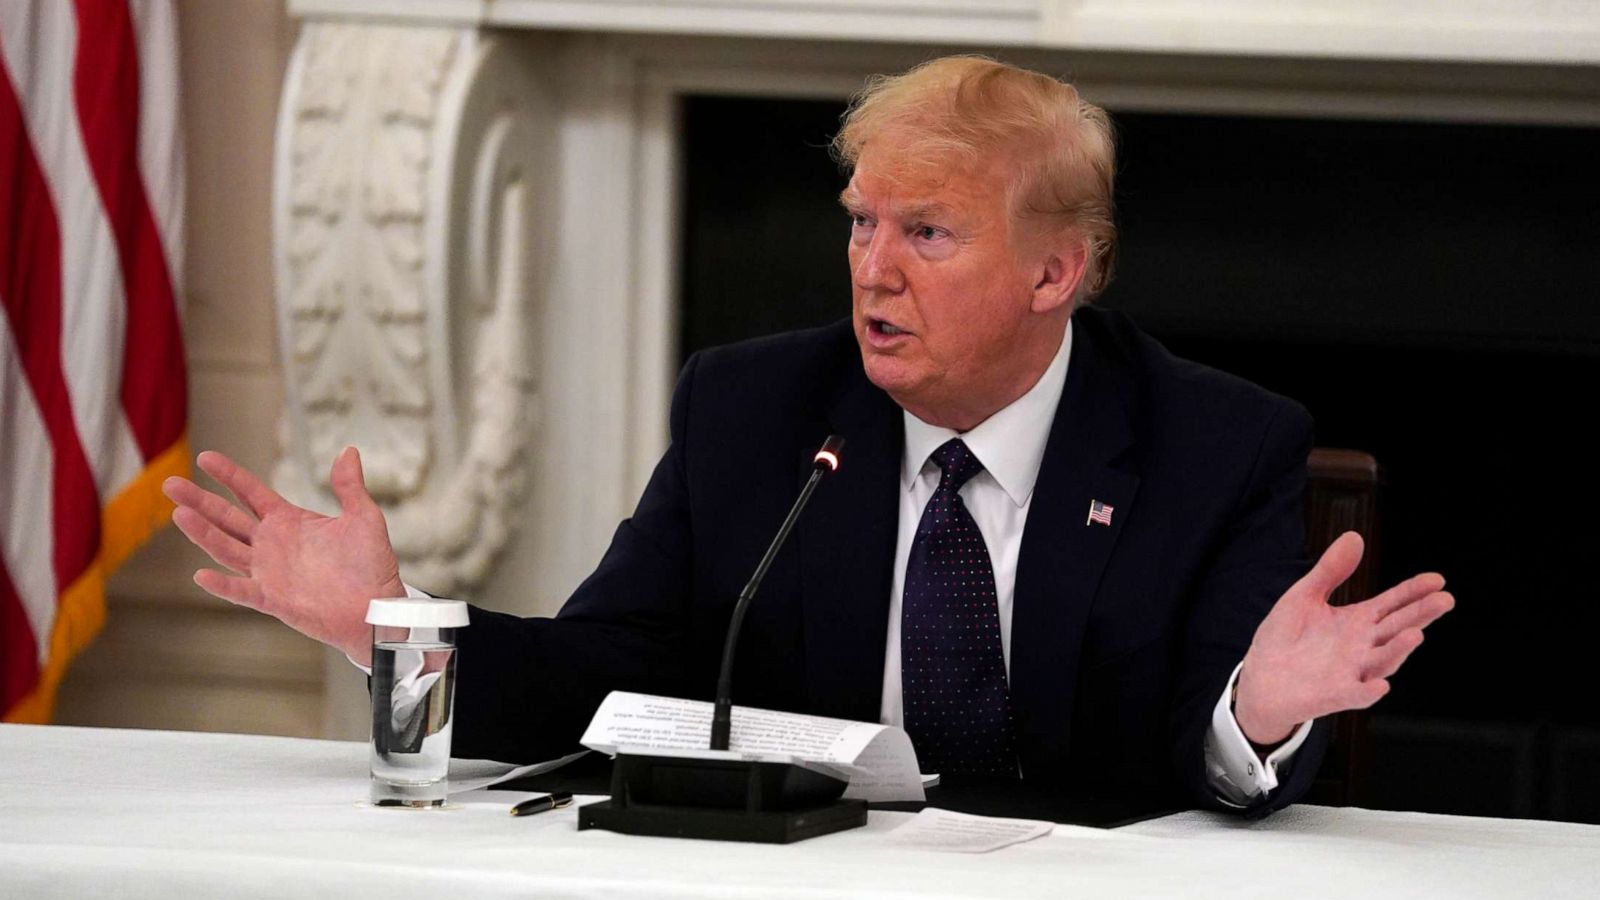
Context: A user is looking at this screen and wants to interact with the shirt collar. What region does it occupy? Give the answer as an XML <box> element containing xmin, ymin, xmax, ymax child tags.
<box><xmin>900</xmin><ymin>319</ymin><xmax>1074</xmax><ymax>507</ymax></box>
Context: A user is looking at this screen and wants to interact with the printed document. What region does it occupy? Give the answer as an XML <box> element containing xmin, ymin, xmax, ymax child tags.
<box><xmin>883</xmin><ymin>808</ymin><xmax>1054</xmax><ymax>853</ymax></box>
<box><xmin>580</xmin><ymin>691</ymin><xmax>925</xmax><ymax>802</ymax></box>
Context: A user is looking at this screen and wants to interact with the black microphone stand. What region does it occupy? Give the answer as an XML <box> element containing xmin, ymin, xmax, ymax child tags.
<box><xmin>578</xmin><ymin>436</ymin><xmax>867</xmax><ymax>843</ymax></box>
<box><xmin>710</xmin><ymin>439</ymin><xmax>838</xmax><ymax>752</ymax></box>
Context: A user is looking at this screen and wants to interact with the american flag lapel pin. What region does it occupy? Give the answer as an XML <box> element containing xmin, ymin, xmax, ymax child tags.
<box><xmin>1086</xmin><ymin>499</ymin><xmax>1114</xmax><ymax>527</ymax></box>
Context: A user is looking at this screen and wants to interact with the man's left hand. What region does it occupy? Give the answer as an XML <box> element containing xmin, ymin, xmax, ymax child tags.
<box><xmin>1232</xmin><ymin>531</ymin><xmax>1454</xmax><ymax>745</ymax></box>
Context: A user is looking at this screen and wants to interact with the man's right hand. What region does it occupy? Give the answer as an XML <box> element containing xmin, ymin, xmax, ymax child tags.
<box><xmin>162</xmin><ymin>447</ymin><xmax>406</xmax><ymax>666</ymax></box>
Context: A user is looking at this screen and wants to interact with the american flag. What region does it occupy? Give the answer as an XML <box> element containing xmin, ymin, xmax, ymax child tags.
<box><xmin>1087</xmin><ymin>499</ymin><xmax>1114</xmax><ymax>527</ymax></box>
<box><xmin>1</xmin><ymin>0</ymin><xmax>186</xmax><ymax>723</ymax></box>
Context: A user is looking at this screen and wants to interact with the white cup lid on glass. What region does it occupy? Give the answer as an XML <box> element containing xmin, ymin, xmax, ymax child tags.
<box><xmin>366</xmin><ymin>598</ymin><xmax>470</xmax><ymax>628</ymax></box>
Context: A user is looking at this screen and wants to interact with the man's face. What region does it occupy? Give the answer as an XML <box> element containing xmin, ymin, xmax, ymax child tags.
<box><xmin>842</xmin><ymin>142</ymin><xmax>1044</xmax><ymax>427</ymax></box>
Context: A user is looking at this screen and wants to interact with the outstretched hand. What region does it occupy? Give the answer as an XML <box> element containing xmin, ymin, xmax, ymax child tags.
<box><xmin>1233</xmin><ymin>531</ymin><xmax>1454</xmax><ymax>746</ymax></box>
<box><xmin>162</xmin><ymin>448</ymin><xmax>405</xmax><ymax>665</ymax></box>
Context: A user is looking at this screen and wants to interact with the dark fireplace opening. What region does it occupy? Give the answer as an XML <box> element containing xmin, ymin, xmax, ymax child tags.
<box><xmin>680</xmin><ymin>94</ymin><xmax>1600</xmax><ymax>823</ymax></box>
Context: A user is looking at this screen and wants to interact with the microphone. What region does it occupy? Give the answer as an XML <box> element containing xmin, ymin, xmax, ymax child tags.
<box><xmin>711</xmin><ymin>435</ymin><xmax>845</xmax><ymax>751</ymax></box>
<box><xmin>577</xmin><ymin>434</ymin><xmax>863</xmax><ymax>844</ymax></box>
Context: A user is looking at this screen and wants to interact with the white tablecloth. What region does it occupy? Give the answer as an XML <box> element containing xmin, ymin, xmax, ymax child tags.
<box><xmin>2</xmin><ymin>723</ymin><xmax>1597</xmax><ymax>898</ymax></box>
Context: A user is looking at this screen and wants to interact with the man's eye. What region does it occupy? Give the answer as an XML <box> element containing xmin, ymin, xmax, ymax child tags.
<box><xmin>850</xmin><ymin>214</ymin><xmax>873</xmax><ymax>229</ymax></box>
<box><xmin>915</xmin><ymin>225</ymin><xmax>945</xmax><ymax>241</ymax></box>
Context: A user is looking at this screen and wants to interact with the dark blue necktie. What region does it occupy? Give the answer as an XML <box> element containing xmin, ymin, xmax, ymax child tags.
<box><xmin>901</xmin><ymin>438</ymin><xmax>1017</xmax><ymax>776</ymax></box>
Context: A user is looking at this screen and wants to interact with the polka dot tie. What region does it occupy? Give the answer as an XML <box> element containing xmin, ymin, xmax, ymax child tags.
<box><xmin>901</xmin><ymin>438</ymin><xmax>1018</xmax><ymax>777</ymax></box>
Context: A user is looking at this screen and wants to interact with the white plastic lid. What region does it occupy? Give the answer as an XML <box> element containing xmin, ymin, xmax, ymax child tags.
<box><xmin>366</xmin><ymin>598</ymin><xmax>469</xmax><ymax>628</ymax></box>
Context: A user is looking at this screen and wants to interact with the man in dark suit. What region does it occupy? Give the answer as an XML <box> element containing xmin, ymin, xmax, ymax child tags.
<box><xmin>163</xmin><ymin>57</ymin><xmax>1453</xmax><ymax>818</ymax></box>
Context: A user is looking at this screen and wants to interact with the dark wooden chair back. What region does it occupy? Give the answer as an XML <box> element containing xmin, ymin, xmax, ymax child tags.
<box><xmin>1302</xmin><ymin>448</ymin><xmax>1382</xmax><ymax>807</ymax></box>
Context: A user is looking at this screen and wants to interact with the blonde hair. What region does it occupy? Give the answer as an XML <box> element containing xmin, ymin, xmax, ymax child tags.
<box><xmin>833</xmin><ymin>56</ymin><xmax>1117</xmax><ymax>300</ymax></box>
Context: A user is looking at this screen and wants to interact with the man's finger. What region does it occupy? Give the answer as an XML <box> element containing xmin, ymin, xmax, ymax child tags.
<box><xmin>1350</xmin><ymin>678</ymin><xmax>1390</xmax><ymax>710</ymax></box>
<box><xmin>1363</xmin><ymin>629</ymin><xmax>1424</xmax><ymax>681</ymax></box>
<box><xmin>193</xmin><ymin>568</ymin><xmax>265</xmax><ymax>611</ymax></box>
<box><xmin>329</xmin><ymin>446</ymin><xmax>378</xmax><ymax>517</ymax></box>
<box><xmin>1295</xmin><ymin>531</ymin><xmax>1364</xmax><ymax>599</ymax></box>
<box><xmin>172</xmin><ymin>507</ymin><xmax>254</xmax><ymax>575</ymax></box>
<box><xmin>196</xmin><ymin>451</ymin><xmax>285</xmax><ymax>519</ymax></box>
<box><xmin>1374</xmin><ymin>591</ymin><xmax>1454</xmax><ymax>645</ymax></box>
<box><xmin>163</xmin><ymin>476</ymin><xmax>258</xmax><ymax>544</ymax></box>
<box><xmin>1368</xmin><ymin>571</ymin><xmax>1448</xmax><ymax>619</ymax></box>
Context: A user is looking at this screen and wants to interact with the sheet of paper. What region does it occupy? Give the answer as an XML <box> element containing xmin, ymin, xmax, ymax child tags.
<box><xmin>447</xmin><ymin>788</ymin><xmax>549</xmax><ymax>808</ymax></box>
<box><xmin>882</xmin><ymin>808</ymin><xmax>1054</xmax><ymax>853</ymax></box>
<box><xmin>581</xmin><ymin>691</ymin><xmax>924</xmax><ymax>802</ymax></box>
<box><xmin>837</xmin><ymin>727</ymin><xmax>923</xmax><ymax>803</ymax></box>
<box><xmin>446</xmin><ymin>750</ymin><xmax>590</xmax><ymax>794</ymax></box>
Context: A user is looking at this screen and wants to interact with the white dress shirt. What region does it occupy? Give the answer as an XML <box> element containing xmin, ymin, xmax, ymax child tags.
<box><xmin>877</xmin><ymin>320</ymin><xmax>1312</xmax><ymax>805</ymax></box>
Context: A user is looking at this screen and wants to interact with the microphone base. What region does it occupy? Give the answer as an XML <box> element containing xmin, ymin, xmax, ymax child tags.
<box><xmin>578</xmin><ymin>796</ymin><xmax>868</xmax><ymax>843</ymax></box>
<box><xmin>576</xmin><ymin>751</ymin><xmax>868</xmax><ymax>843</ymax></box>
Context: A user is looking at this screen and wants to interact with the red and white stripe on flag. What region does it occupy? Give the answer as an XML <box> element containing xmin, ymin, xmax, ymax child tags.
<box><xmin>0</xmin><ymin>0</ymin><xmax>187</xmax><ymax>723</ymax></box>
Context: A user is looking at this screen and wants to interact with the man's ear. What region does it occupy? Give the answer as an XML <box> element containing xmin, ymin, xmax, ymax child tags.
<box><xmin>1031</xmin><ymin>238</ymin><xmax>1089</xmax><ymax>315</ymax></box>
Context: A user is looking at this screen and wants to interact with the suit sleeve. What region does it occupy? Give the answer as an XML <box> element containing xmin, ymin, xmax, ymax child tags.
<box><xmin>448</xmin><ymin>353</ymin><xmax>706</xmax><ymax>763</ymax></box>
<box><xmin>1168</xmin><ymin>400</ymin><xmax>1333</xmax><ymax>818</ymax></box>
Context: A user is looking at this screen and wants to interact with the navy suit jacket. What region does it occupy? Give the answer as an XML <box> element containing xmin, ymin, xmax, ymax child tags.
<box><xmin>453</xmin><ymin>307</ymin><xmax>1331</xmax><ymax>817</ymax></box>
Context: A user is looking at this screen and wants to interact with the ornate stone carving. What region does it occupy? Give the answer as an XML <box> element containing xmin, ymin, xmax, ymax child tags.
<box><xmin>273</xmin><ymin>23</ymin><xmax>542</xmax><ymax>597</ymax></box>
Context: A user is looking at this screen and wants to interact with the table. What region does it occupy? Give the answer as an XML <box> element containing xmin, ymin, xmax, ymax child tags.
<box><xmin>3</xmin><ymin>723</ymin><xmax>1597</xmax><ymax>898</ymax></box>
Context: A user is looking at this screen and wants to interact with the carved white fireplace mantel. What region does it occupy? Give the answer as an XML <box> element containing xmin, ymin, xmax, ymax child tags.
<box><xmin>292</xmin><ymin>0</ymin><xmax>1600</xmax><ymax>66</ymax></box>
<box><xmin>270</xmin><ymin>1</ymin><xmax>1600</xmax><ymax>733</ymax></box>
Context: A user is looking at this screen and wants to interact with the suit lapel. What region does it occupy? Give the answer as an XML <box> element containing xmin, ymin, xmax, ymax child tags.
<box><xmin>796</xmin><ymin>366</ymin><xmax>903</xmax><ymax>722</ymax></box>
<box><xmin>1011</xmin><ymin>318</ymin><xmax>1140</xmax><ymax>779</ymax></box>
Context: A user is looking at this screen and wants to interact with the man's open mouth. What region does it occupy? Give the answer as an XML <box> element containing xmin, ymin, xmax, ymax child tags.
<box><xmin>870</xmin><ymin>318</ymin><xmax>910</xmax><ymax>337</ymax></box>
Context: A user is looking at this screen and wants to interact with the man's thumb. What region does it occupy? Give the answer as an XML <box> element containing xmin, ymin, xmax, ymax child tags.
<box><xmin>1299</xmin><ymin>530</ymin><xmax>1364</xmax><ymax>599</ymax></box>
<box><xmin>330</xmin><ymin>446</ymin><xmax>375</xmax><ymax>515</ymax></box>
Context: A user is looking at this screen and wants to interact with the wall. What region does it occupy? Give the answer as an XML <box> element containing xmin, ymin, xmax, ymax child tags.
<box><xmin>52</xmin><ymin>1</ymin><xmax>326</xmax><ymax>737</ymax></box>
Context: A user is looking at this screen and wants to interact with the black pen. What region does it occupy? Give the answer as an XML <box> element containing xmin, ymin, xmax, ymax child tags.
<box><xmin>509</xmin><ymin>792</ymin><xmax>574</xmax><ymax>817</ymax></box>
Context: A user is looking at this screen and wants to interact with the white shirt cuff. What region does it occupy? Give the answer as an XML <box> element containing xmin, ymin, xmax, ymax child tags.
<box><xmin>1203</xmin><ymin>660</ymin><xmax>1314</xmax><ymax>807</ymax></box>
<box><xmin>345</xmin><ymin>582</ymin><xmax>432</xmax><ymax>675</ymax></box>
